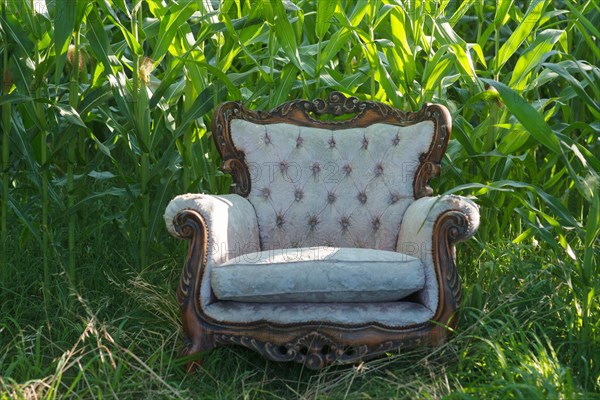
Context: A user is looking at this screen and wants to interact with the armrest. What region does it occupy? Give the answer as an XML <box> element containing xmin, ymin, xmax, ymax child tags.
<box><xmin>164</xmin><ymin>194</ymin><xmax>260</xmax><ymax>357</ymax></box>
<box><xmin>396</xmin><ymin>195</ymin><xmax>479</xmax><ymax>317</ymax></box>
<box><xmin>397</xmin><ymin>195</ymin><xmax>479</xmax><ymax>252</ymax></box>
<box><xmin>164</xmin><ymin>193</ymin><xmax>260</xmax><ymax>265</ymax></box>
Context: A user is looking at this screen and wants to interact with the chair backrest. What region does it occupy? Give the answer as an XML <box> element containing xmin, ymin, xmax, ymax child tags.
<box><xmin>212</xmin><ymin>92</ymin><xmax>451</xmax><ymax>251</ymax></box>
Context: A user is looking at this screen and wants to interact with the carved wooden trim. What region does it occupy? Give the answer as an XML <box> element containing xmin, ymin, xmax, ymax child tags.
<box><xmin>431</xmin><ymin>210</ymin><xmax>475</xmax><ymax>328</ymax></box>
<box><xmin>173</xmin><ymin>210</ymin><xmax>215</xmax><ymax>370</ymax></box>
<box><xmin>214</xmin><ymin>331</ymin><xmax>428</xmax><ymax>370</ymax></box>
<box><xmin>171</xmin><ymin>205</ymin><xmax>473</xmax><ymax>370</ymax></box>
<box><xmin>211</xmin><ymin>92</ymin><xmax>451</xmax><ymax>198</ymax></box>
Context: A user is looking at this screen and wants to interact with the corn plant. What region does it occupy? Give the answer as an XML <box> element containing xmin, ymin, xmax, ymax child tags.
<box><xmin>0</xmin><ymin>0</ymin><xmax>598</xmax><ymax>395</ymax></box>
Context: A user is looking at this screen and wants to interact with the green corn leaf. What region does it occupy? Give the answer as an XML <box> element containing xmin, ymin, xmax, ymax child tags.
<box><xmin>449</xmin><ymin>0</ymin><xmax>476</xmax><ymax>27</ymax></box>
<box><xmin>95</xmin><ymin>0</ymin><xmax>143</xmax><ymax>56</ymax></box>
<box><xmin>136</xmin><ymin>86</ymin><xmax>151</xmax><ymax>153</ymax></box>
<box><xmin>9</xmin><ymin>195</ymin><xmax>41</xmax><ymax>245</ymax></box>
<box><xmin>149</xmin><ymin>59</ymin><xmax>185</xmax><ymax>108</ymax></box>
<box><xmin>563</xmin><ymin>0</ymin><xmax>600</xmax><ymax>46</ymax></box>
<box><xmin>221</xmin><ymin>14</ymin><xmax>272</xmax><ymax>84</ymax></box>
<box><xmin>376</xmin><ymin>61</ymin><xmax>402</xmax><ymax>105</ymax></box>
<box><xmin>493</xmin><ymin>0</ymin><xmax>514</xmax><ymax>29</ymax></box>
<box><xmin>86</xmin><ymin>8</ymin><xmax>114</xmax><ymax>74</ymax></box>
<box><xmin>482</xmin><ymin>79</ymin><xmax>561</xmax><ymax>154</ymax></box>
<box><xmin>543</xmin><ymin>61</ymin><xmax>600</xmax><ymax>114</ymax></box>
<box><xmin>53</xmin><ymin>103</ymin><xmax>87</xmax><ymax>128</ymax></box>
<box><xmin>373</xmin><ymin>4</ymin><xmax>396</xmax><ymax>31</ymax></box>
<box><xmin>153</xmin><ymin>1</ymin><xmax>197</xmax><ymax>62</ymax></box>
<box><xmin>348</xmin><ymin>1</ymin><xmax>368</xmax><ymax>26</ymax></box>
<box><xmin>338</xmin><ymin>68</ymin><xmax>370</xmax><ymax>91</ymax></box>
<box><xmin>78</xmin><ymin>87</ymin><xmax>112</xmax><ymax>117</ymax></box>
<box><xmin>272</xmin><ymin>63</ymin><xmax>298</xmax><ymax>106</ymax></box>
<box><xmin>436</xmin><ymin>22</ymin><xmax>479</xmax><ymax>83</ymax></box>
<box><xmin>0</xmin><ymin>13</ymin><xmax>34</xmax><ymax>56</ymax></box>
<box><xmin>444</xmin><ymin>180</ymin><xmax>581</xmax><ymax>230</ymax></box>
<box><xmin>422</xmin><ymin>46</ymin><xmax>453</xmax><ymax>98</ymax></box>
<box><xmin>496</xmin><ymin>0</ymin><xmax>547</xmax><ymax>72</ymax></box>
<box><xmin>172</xmin><ymin>85</ymin><xmax>227</xmax><ymax>140</ymax></box>
<box><xmin>509</xmin><ymin>29</ymin><xmax>564</xmax><ymax>90</ymax></box>
<box><xmin>179</xmin><ymin>58</ymin><xmax>242</xmax><ymax>101</ymax></box>
<box><xmin>583</xmin><ymin>190</ymin><xmax>599</xmax><ymax>282</ymax></box>
<box><xmin>272</xmin><ymin>1</ymin><xmax>303</xmax><ymax>71</ymax></box>
<box><xmin>52</xmin><ymin>0</ymin><xmax>78</xmax><ymax>83</ymax></box>
<box><xmin>316</xmin><ymin>0</ymin><xmax>337</xmax><ymax>40</ymax></box>
<box><xmin>318</xmin><ymin>28</ymin><xmax>351</xmax><ymax>71</ymax></box>
<box><xmin>389</xmin><ymin>7</ymin><xmax>413</xmax><ymax>58</ymax></box>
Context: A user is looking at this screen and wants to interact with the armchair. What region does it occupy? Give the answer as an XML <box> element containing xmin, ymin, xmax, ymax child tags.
<box><xmin>165</xmin><ymin>92</ymin><xmax>479</xmax><ymax>370</ymax></box>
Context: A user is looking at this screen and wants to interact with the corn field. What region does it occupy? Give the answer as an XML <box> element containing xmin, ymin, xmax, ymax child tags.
<box><xmin>0</xmin><ymin>0</ymin><xmax>599</xmax><ymax>398</ymax></box>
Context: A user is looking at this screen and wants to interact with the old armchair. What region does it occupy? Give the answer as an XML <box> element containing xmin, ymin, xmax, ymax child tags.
<box><xmin>164</xmin><ymin>92</ymin><xmax>479</xmax><ymax>370</ymax></box>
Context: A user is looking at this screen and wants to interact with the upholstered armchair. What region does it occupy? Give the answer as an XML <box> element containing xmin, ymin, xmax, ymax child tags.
<box><xmin>165</xmin><ymin>92</ymin><xmax>479</xmax><ymax>370</ymax></box>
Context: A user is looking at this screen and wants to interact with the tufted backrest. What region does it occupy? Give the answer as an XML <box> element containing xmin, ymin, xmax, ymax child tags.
<box><xmin>212</xmin><ymin>93</ymin><xmax>450</xmax><ymax>252</ymax></box>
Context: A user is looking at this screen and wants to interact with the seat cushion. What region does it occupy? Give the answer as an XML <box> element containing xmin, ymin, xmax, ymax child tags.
<box><xmin>211</xmin><ymin>246</ymin><xmax>425</xmax><ymax>303</ymax></box>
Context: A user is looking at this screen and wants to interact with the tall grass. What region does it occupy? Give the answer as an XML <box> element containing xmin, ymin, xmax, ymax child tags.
<box><xmin>0</xmin><ymin>0</ymin><xmax>598</xmax><ymax>397</ymax></box>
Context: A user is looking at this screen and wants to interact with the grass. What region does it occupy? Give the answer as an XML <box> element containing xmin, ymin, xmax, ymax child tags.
<box><xmin>1</xmin><ymin>0</ymin><xmax>599</xmax><ymax>398</ymax></box>
<box><xmin>1</xmin><ymin>232</ymin><xmax>596</xmax><ymax>398</ymax></box>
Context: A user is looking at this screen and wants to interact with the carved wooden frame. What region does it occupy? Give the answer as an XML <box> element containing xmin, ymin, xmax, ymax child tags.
<box><xmin>173</xmin><ymin>92</ymin><xmax>472</xmax><ymax>370</ymax></box>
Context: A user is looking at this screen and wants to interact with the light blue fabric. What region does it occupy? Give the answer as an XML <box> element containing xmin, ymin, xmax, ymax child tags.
<box><xmin>212</xmin><ymin>246</ymin><xmax>425</xmax><ymax>303</ymax></box>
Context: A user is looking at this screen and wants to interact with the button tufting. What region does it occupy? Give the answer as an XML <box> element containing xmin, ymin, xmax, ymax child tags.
<box><xmin>357</xmin><ymin>191</ymin><xmax>367</xmax><ymax>204</ymax></box>
<box><xmin>327</xmin><ymin>191</ymin><xmax>336</xmax><ymax>204</ymax></box>
<box><xmin>260</xmin><ymin>187</ymin><xmax>271</xmax><ymax>199</ymax></box>
<box><xmin>311</xmin><ymin>162</ymin><xmax>320</xmax><ymax>175</ymax></box>
<box><xmin>372</xmin><ymin>217</ymin><xmax>381</xmax><ymax>230</ymax></box>
<box><xmin>308</xmin><ymin>215</ymin><xmax>319</xmax><ymax>230</ymax></box>
<box><xmin>279</xmin><ymin>161</ymin><xmax>289</xmax><ymax>174</ymax></box>
<box><xmin>361</xmin><ymin>137</ymin><xmax>369</xmax><ymax>149</ymax></box>
<box><xmin>230</xmin><ymin>119</ymin><xmax>436</xmax><ymax>252</ymax></box>
<box><xmin>339</xmin><ymin>216</ymin><xmax>350</xmax><ymax>231</ymax></box>
<box><xmin>276</xmin><ymin>213</ymin><xmax>285</xmax><ymax>228</ymax></box>
<box><xmin>374</xmin><ymin>163</ymin><xmax>384</xmax><ymax>176</ymax></box>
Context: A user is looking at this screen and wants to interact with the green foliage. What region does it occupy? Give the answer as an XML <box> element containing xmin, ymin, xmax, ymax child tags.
<box><xmin>0</xmin><ymin>0</ymin><xmax>598</xmax><ymax>397</ymax></box>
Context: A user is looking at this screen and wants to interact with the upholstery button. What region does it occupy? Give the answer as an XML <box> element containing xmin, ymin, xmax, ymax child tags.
<box><xmin>372</xmin><ymin>217</ymin><xmax>381</xmax><ymax>230</ymax></box>
<box><xmin>390</xmin><ymin>192</ymin><xmax>401</xmax><ymax>204</ymax></box>
<box><xmin>311</xmin><ymin>162</ymin><xmax>321</xmax><ymax>175</ymax></box>
<box><xmin>339</xmin><ymin>216</ymin><xmax>350</xmax><ymax>231</ymax></box>
<box><xmin>343</xmin><ymin>164</ymin><xmax>352</xmax><ymax>175</ymax></box>
<box><xmin>296</xmin><ymin>135</ymin><xmax>304</xmax><ymax>148</ymax></box>
<box><xmin>327</xmin><ymin>191</ymin><xmax>336</xmax><ymax>204</ymax></box>
<box><xmin>308</xmin><ymin>215</ymin><xmax>319</xmax><ymax>230</ymax></box>
<box><xmin>374</xmin><ymin>163</ymin><xmax>384</xmax><ymax>176</ymax></box>
<box><xmin>328</xmin><ymin>137</ymin><xmax>336</xmax><ymax>148</ymax></box>
<box><xmin>357</xmin><ymin>191</ymin><xmax>367</xmax><ymax>204</ymax></box>
<box><xmin>276</xmin><ymin>213</ymin><xmax>285</xmax><ymax>228</ymax></box>
<box><xmin>361</xmin><ymin>137</ymin><xmax>369</xmax><ymax>149</ymax></box>
<box><xmin>392</xmin><ymin>134</ymin><xmax>401</xmax><ymax>146</ymax></box>
<box><xmin>264</xmin><ymin>132</ymin><xmax>271</xmax><ymax>145</ymax></box>
<box><xmin>260</xmin><ymin>187</ymin><xmax>271</xmax><ymax>199</ymax></box>
<box><xmin>279</xmin><ymin>161</ymin><xmax>289</xmax><ymax>174</ymax></box>
<box><xmin>294</xmin><ymin>188</ymin><xmax>304</xmax><ymax>201</ymax></box>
